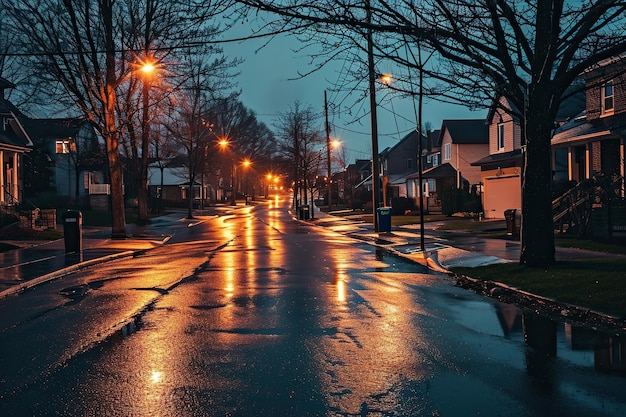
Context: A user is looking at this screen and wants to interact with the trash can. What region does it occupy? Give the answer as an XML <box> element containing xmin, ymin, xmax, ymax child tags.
<box><xmin>377</xmin><ymin>207</ymin><xmax>392</xmax><ymax>233</ymax></box>
<box><xmin>299</xmin><ymin>206</ymin><xmax>310</xmax><ymax>220</ymax></box>
<box><xmin>504</xmin><ymin>209</ymin><xmax>518</xmax><ymax>238</ymax></box>
<box><xmin>62</xmin><ymin>210</ymin><xmax>82</xmax><ymax>253</ymax></box>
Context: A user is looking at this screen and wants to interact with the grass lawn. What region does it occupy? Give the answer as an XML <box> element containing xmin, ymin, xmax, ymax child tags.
<box><xmin>450</xmin><ymin>259</ymin><xmax>626</xmax><ymax>318</ymax></box>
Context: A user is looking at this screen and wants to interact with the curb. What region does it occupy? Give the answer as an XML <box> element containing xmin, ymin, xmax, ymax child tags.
<box><xmin>0</xmin><ymin>250</ymin><xmax>137</xmax><ymax>299</ymax></box>
<box><xmin>0</xmin><ymin>235</ymin><xmax>171</xmax><ymax>299</ymax></box>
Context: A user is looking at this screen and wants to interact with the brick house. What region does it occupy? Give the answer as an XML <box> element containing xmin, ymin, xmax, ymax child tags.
<box><xmin>551</xmin><ymin>55</ymin><xmax>626</xmax><ymax>237</ymax></box>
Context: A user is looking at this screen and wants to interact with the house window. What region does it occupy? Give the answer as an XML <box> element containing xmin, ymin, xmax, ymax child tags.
<box><xmin>602</xmin><ymin>80</ymin><xmax>614</xmax><ymax>115</ymax></box>
<box><xmin>56</xmin><ymin>139</ymin><xmax>74</xmax><ymax>154</ymax></box>
<box><xmin>432</xmin><ymin>154</ymin><xmax>439</xmax><ymax>167</ymax></box>
<box><xmin>497</xmin><ymin>123</ymin><xmax>505</xmax><ymax>150</ymax></box>
<box><xmin>406</xmin><ymin>158</ymin><xmax>413</xmax><ymax>170</ymax></box>
<box><xmin>423</xmin><ymin>178</ymin><xmax>436</xmax><ymax>196</ymax></box>
<box><xmin>444</xmin><ymin>143</ymin><xmax>451</xmax><ymax>161</ymax></box>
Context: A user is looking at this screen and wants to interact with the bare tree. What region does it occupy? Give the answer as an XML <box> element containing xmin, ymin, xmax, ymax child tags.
<box><xmin>274</xmin><ymin>101</ymin><xmax>323</xmax><ymax>211</ymax></box>
<box><xmin>235</xmin><ymin>0</ymin><xmax>626</xmax><ymax>268</ymax></box>
<box><xmin>2</xmin><ymin>0</ymin><xmax>137</xmax><ymax>236</ymax></box>
<box><xmin>2</xmin><ymin>0</ymin><xmax>234</xmax><ymax>235</ymax></box>
<box><xmin>204</xmin><ymin>94</ymin><xmax>278</xmax><ymax>203</ymax></box>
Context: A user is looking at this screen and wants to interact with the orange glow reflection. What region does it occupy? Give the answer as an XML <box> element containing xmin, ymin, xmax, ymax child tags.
<box><xmin>150</xmin><ymin>370</ymin><xmax>163</xmax><ymax>384</ymax></box>
<box><xmin>336</xmin><ymin>278</ymin><xmax>346</xmax><ymax>303</ymax></box>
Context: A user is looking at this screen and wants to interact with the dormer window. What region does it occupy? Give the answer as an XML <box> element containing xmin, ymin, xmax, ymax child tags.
<box><xmin>602</xmin><ymin>80</ymin><xmax>614</xmax><ymax>115</ymax></box>
<box><xmin>497</xmin><ymin>123</ymin><xmax>505</xmax><ymax>151</ymax></box>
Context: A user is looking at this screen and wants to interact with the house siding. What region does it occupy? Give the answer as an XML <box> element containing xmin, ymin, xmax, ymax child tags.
<box><xmin>488</xmin><ymin>112</ymin><xmax>522</xmax><ymax>154</ymax></box>
<box><xmin>441</xmin><ymin>129</ymin><xmax>487</xmax><ymax>185</ymax></box>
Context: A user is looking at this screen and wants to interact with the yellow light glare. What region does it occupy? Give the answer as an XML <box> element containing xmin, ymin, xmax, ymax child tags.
<box><xmin>151</xmin><ymin>371</ymin><xmax>163</xmax><ymax>383</ymax></box>
<box><xmin>141</xmin><ymin>63</ymin><xmax>155</xmax><ymax>73</ymax></box>
<box><xmin>381</xmin><ymin>73</ymin><xmax>393</xmax><ymax>85</ymax></box>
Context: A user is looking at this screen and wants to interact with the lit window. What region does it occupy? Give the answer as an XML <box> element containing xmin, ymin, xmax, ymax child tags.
<box><xmin>55</xmin><ymin>139</ymin><xmax>74</xmax><ymax>154</ymax></box>
<box><xmin>602</xmin><ymin>80</ymin><xmax>614</xmax><ymax>115</ymax></box>
<box><xmin>444</xmin><ymin>143</ymin><xmax>451</xmax><ymax>160</ymax></box>
<box><xmin>497</xmin><ymin>123</ymin><xmax>505</xmax><ymax>150</ymax></box>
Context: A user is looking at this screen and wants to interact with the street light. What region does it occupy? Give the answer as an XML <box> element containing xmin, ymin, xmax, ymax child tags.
<box><xmin>139</xmin><ymin>58</ymin><xmax>156</xmax><ymax>224</ymax></box>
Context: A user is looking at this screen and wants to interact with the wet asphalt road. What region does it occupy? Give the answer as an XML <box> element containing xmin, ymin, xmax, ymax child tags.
<box><xmin>1</xmin><ymin>195</ymin><xmax>625</xmax><ymax>416</ymax></box>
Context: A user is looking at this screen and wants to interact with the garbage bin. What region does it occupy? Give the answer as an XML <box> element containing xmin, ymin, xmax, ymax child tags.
<box><xmin>299</xmin><ymin>206</ymin><xmax>310</xmax><ymax>220</ymax></box>
<box><xmin>504</xmin><ymin>209</ymin><xmax>518</xmax><ymax>238</ymax></box>
<box><xmin>377</xmin><ymin>207</ymin><xmax>392</xmax><ymax>233</ymax></box>
<box><xmin>62</xmin><ymin>210</ymin><xmax>82</xmax><ymax>253</ymax></box>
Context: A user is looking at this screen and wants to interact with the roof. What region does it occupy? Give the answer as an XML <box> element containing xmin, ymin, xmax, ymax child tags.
<box><xmin>407</xmin><ymin>163</ymin><xmax>457</xmax><ymax>179</ymax></box>
<box><xmin>0</xmin><ymin>77</ymin><xmax>16</xmax><ymax>90</ymax></box>
<box><xmin>486</xmin><ymin>89</ymin><xmax>585</xmax><ymax>126</ymax></box>
<box><xmin>552</xmin><ymin>111</ymin><xmax>626</xmax><ymax>146</ymax></box>
<box><xmin>471</xmin><ymin>149</ymin><xmax>522</xmax><ymax>166</ymax></box>
<box><xmin>387</xmin><ymin>173</ymin><xmax>410</xmax><ymax>185</ymax></box>
<box><xmin>22</xmin><ymin>117</ymin><xmax>89</xmax><ymax>140</ymax></box>
<box><xmin>438</xmin><ymin>119</ymin><xmax>488</xmax><ymax>146</ymax></box>
<box><xmin>0</xmin><ymin>110</ymin><xmax>32</xmax><ymax>149</ymax></box>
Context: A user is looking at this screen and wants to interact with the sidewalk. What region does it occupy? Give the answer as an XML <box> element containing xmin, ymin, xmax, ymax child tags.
<box><xmin>309</xmin><ymin>206</ymin><xmax>620</xmax><ymax>267</ymax></box>
<box><xmin>0</xmin><ymin>222</ymin><xmax>172</xmax><ymax>299</ymax></box>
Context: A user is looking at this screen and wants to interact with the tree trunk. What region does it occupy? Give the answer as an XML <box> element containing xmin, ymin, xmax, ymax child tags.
<box><xmin>520</xmin><ymin>92</ymin><xmax>556</xmax><ymax>267</ymax></box>
<box><xmin>104</xmin><ymin>6</ymin><xmax>126</xmax><ymax>239</ymax></box>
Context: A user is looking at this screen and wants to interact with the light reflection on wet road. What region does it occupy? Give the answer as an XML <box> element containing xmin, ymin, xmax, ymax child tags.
<box><xmin>0</xmin><ymin>195</ymin><xmax>625</xmax><ymax>416</ymax></box>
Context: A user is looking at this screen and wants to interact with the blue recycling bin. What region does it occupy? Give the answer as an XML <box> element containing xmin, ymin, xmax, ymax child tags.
<box><xmin>377</xmin><ymin>207</ymin><xmax>392</xmax><ymax>233</ymax></box>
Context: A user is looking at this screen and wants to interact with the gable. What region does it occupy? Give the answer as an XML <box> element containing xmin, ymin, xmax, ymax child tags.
<box><xmin>439</xmin><ymin>119</ymin><xmax>489</xmax><ymax>145</ymax></box>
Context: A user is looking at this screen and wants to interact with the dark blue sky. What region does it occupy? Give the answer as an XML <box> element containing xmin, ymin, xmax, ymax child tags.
<box><xmin>222</xmin><ymin>28</ymin><xmax>482</xmax><ymax>161</ymax></box>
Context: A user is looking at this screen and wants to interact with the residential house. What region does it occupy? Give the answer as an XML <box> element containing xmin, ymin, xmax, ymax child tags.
<box><xmin>551</xmin><ymin>55</ymin><xmax>626</xmax><ymax>237</ymax></box>
<box><xmin>552</xmin><ymin>56</ymin><xmax>625</xmax><ymax>187</ymax></box>
<box><xmin>472</xmin><ymin>90</ymin><xmax>585</xmax><ymax>220</ymax></box>
<box><xmin>407</xmin><ymin>120</ymin><xmax>488</xmax><ymax>212</ymax></box>
<box><xmin>147</xmin><ymin>157</ymin><xmax>211</xmax><ymax>208</ymax></box>
<box><xmin>348</xmin><ymin>159</ymin><xmax>373</xmax><ymax>208</ymax></box>
<box><xmin>0</xmin><ymin>77</ymin><xmax>32</xmax><ymax>208</ymax></box>
<box><xmin>22</xmin><ymin>117</ymin><xmax>104</xmax><ymax>203</ymax></box>
<box><xmin>406</xmin><ymin>129</ymin><xmax>440</xmax><ymax>209</ymax></box>
<box><xmin>379</xmin><ymin>130</ymin><xmax>419</xmax><ymax>204</ymax></box>
<box><xmin>471</xmin><ymin>98</ymin><xmax>524</xmax><ymax>219</ymax></box>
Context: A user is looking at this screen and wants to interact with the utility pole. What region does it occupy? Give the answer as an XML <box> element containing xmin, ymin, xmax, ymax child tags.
<box><xmin>366</xmin><ymin>0</ymin><xmax>381</xmax><ymax>232</ymax></box>
<box><xmin>325</xmin><ymin>90</ymin><xmax>332</xmax><ymax>211</ymax></box>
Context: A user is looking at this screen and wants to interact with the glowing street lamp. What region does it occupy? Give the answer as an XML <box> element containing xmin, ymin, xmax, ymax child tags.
<box><xmin>141</xmin><ymin>62</ymin><xmax>156</xmax><ymax>74</ymax></box>
<box><xmin>242</xmin><ymin>159</ymin><xmax>251</xmax><ymax>204</ymax></box>
<box><xmin>218</xmin><ymin>138</ymin><xmax>236</xmax><ymax>205</ymax></box>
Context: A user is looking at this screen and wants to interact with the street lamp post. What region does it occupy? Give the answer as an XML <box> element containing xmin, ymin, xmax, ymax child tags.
<box><xmin>139</xmin><ymin>60</ymin><xmax>155</xmax><ymax>224</ymax></box>
<box><xmin>219</xmin><ymin>139</ymin><xmax>237</xmax><ymax>206</ymax></box>
<box><xmin>243</xmin><ymin>159</ymin><xmax>251</xmax><ymax>205</ymax></box>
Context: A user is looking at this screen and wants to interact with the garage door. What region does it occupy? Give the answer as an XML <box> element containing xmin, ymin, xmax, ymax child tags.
<box><xmin>484</xmin><ymin>175</ymin><xmax>521</xmax><ymax>219</ymax></box>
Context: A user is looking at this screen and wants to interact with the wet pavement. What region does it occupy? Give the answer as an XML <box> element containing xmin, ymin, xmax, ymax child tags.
<box><xmin>1</xmin><ymin>199</ymin><xmax>625</xmax><ymax>417</ymax></box>
<box><xmin>1</xmin><ymin>204</ymin><xmax>624</xmax><ymax>325</ymax></box>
